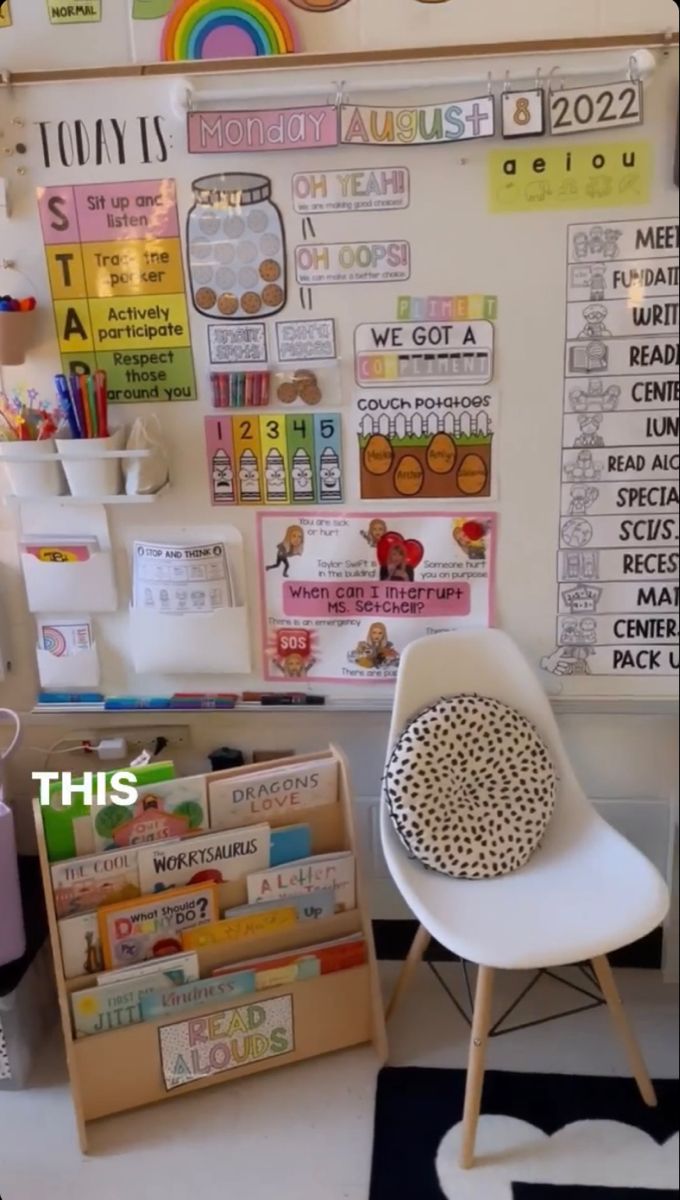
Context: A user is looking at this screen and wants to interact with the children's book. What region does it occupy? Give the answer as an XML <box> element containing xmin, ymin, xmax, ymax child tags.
<box><xmin>137</xmin><ymin>824</ymin><xmax>271</xmax><ymax>894</ymax></box>
<box><xmin>140</xmin><ymin>971</ymin><xmax>257</xmax><ymax>1021</ymax></box>
<box><xmin>226</xmin><ymin>890</ymin><xmax>335</xmax><ymax>924</ymax></box>
<box><xmin>209</xmin><ymin>757</ymin><xmax>338</xmax><ymax>830</ymax></box>
<box><xmin>269</xmin><ymin>824</ymin><xmax>311</xmax><ymax>867</ymax></box>
<box><xmin>98</xmin><ymin>882</ymin><xmax>219</xmax><ymax>970</ymax></box>
<box><xmin>91</xmin><ymin>774</ymin><xmax>209</xmax><ymax>852</ymax></box>
<box><xmin>59</xmin><ymin>911</ymin><xmax>104</xmax><ymax>980</ymax></box>
<box><xmin>42</xmin><ymin>762</ymin><xmax>176</xmax><ymax>863</ymax></box>
<box><xmin>51</xmin><ymin>847</ymin><xmax>140</xmax><ymax>918</ymax></box>
<box><xmin>182</xmin><ymin>905</ymin><xmax>299</xmax><ymax>951</ymax></box>
<box><xmin>212</xmin><ymin>934</ymin><xmax>367</xmax><ymax>989</ymax></box>
<box><xmin>96</xmin><ymin>950</ymin><xmax>199</xmax><ymax>988</ymax></box>
<box><xmin>246</xmin><ymin>852</ymin><xmax>356</xmax><ymax>913</ymax></box>
<box><xmin>72</xmin><ymin>961</ymin><xmax>196</xmax><ymax>1038</ymax></box>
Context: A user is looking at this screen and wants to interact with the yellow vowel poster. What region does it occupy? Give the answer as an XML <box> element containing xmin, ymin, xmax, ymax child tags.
<box><xmin>489</xmin><ymin>141</ymin><xmax>652</xmax><ymax>213</ymax></box>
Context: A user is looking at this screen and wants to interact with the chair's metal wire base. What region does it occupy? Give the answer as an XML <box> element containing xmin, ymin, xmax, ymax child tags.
<box><xmin>427</xmin><ymin>960</ymin><xmax>605</xmax><ymax>1037</ymax></box>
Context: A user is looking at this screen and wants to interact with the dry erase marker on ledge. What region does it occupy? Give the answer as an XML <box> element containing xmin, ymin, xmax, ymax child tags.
<box><xmin>38</xmin><ymin>691</ymin><xmax>106</xmax><ymax>705</ymax></box>
<box><xmin>170</xmin><ymin>693</ymin><xmax>238</xmax><ymax>710</ymax></box>
<box><xmin>104</xmin><ymin>697</ymin><xmax>172</xmax><ymax>710</ymax></box>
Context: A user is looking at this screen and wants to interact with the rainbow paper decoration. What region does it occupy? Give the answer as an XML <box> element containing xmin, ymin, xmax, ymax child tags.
<box><xmin>161</xmin><ymin>0</ymin><xmax>297</xmax><ymax>61</ymax></box>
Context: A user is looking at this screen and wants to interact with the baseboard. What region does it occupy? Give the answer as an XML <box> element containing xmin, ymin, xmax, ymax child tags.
<box><xmin>372</xmin><ymin>919</ymin><xmax>664</xmax><ymax>971</ymax></box>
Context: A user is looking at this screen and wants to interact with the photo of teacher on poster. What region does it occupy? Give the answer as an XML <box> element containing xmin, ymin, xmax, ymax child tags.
<box><xmin>258</xmin><ymin>511</ymin><xmax>496</xmax><ymax>682</ymax></box>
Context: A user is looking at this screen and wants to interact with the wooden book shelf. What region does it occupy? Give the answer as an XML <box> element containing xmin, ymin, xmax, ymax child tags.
<box><xmin>33</xmin><ymin>745</ymin><xmax>387</xmax><ymax>1153</ymax></box>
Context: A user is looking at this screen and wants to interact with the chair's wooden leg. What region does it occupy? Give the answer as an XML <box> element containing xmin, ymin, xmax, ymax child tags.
<box><xmin>591</xmin><ymin>955</ymin><xmax>657</xmax><ymax>1108</ymax></box>
<box><xmin>385</xmin><ymin>923</ymin><xmax>431</xmax><ymax>1021</ymax></box>
<box><xmin>459</xmin><ymin>965</ymin><xmax>495</xmax><ymax>1170</ymax></box>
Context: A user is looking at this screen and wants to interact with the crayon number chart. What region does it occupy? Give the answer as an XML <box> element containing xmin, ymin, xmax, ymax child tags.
<box><xmin>205</xmin><ymin>413</ymin><xmax>344</xmax><ymax>506</ymax></box>
<box><xmin>546</xmin><ymin>217</ymin><xmax>679</xmax><ymax>680</ymax></box>
<box><xmin>37</xmin><ymin>180</ymin><xmax>196</xmax><ymax>403</ymax></box>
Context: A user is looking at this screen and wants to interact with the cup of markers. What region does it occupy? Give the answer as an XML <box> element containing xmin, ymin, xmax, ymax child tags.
<box><xmin>0</xmin><ymin>294</ymin><xmax>37</xmax><ymax>367</ymax></box>
<box><xmin>0</xmin><ymin>386</ymin><xmax>66</xmax><ymax>498</ymax></box>
<box><xmin>55</xmin><ymin>372</ymin><xmax>124</xmax><ymax>498</ymax></box>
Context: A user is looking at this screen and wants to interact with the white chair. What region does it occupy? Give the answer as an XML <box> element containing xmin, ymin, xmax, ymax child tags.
<box><xmin>381</xmin><ymin>629</ymin><xmax>670</xmax><ymax>1170</ymax></box>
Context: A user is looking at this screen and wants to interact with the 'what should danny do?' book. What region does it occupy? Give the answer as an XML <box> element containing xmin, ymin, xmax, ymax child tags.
<box><xmin>138</xmin><ymin>824</ymin><xmax>271</xmax><ymax>894</ymax></box>
<box><xmin>98</xmin><ymin>883</ymin><xmax>219</xmax><ymax>970</ymax></box>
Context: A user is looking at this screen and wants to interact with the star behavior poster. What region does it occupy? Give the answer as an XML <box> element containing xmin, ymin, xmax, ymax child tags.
<box><xmin>258</xmin><ymin>511</ymin><xmax>496</xmax><ymax>683</ymax></box>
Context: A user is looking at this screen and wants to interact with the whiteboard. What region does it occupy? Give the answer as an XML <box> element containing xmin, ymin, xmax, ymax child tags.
<box><xmin>0</xmin><ymin>45</ymin><xmax>678</xmax><ymax>702</ymax></box>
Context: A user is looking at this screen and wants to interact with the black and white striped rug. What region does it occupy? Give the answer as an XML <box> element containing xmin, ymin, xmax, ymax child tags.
<box><xmin>370</xmin><ymin>1070</ymin><xmax>679</xmax><ymax>1199</ymax></box>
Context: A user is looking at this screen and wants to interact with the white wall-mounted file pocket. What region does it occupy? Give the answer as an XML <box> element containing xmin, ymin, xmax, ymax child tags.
<box><xmin>21</xmin><ymin>552</ymin><xmax>118</xmax><ymax>615</ymax></box>
<box><xmin>129</xmin><ymin>605</ymin><xmax>251</xmax><ymax>675</ymax></box>
<box><xmin>36</xmin><ymin>643</ymin><xmax>100</xmax><ymax>689</ymax></box>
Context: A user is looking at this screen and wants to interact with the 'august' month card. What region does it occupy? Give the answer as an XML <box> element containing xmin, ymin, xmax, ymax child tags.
<box><xmin>209</xmin><ymin>758</ymin><xmax>338</xmax><ymax>830</ymax></box>
<box><xmin>98</xmin><ymin>883</ymin><xmax>218</xmax><ymax>970</ymax></box>
<box><xmin>246</xmin><ymin>853</ymin><xmax>356</xmax><ymax>913</ymax></box>
<box><xmin>138</xmin><ymin>824</ymin><xmax>271</xmax><ymax>894</ymax></box>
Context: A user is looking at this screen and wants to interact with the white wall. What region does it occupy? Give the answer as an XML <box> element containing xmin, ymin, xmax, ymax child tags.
<box><xmin>1</xmin><ymin>0</ymin><xmax>678</xmax><ymax>967</ymax></box>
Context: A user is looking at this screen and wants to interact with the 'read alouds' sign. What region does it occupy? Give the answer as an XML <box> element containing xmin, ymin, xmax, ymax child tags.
<box><xmin>187</xmin><ymin>98</ymin><xmax>496</xmax><ymax>155</ymax></box>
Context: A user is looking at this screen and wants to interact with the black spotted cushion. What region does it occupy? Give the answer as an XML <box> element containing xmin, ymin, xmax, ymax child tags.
<box><xmin>384</xmin><ymin>694</ymin><xmax>557</xmax><ymax>879</ymax></box>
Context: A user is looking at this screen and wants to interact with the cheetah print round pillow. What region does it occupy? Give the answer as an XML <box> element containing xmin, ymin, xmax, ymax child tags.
<box><xmin>384</xmin><ymin>694</ymin><xmax>557</xmax><ymax>879</ymax></box>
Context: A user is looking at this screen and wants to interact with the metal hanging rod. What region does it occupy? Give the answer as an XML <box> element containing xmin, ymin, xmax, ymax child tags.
<box><xmin>179</xmin><ymin>47</ymin><xmax>657</xmax><ymax>110</ymax></box>
<box><xmin>0</xmin><ymin>30</ymin><xmax>676</xmax><ymax>89</ymax></box>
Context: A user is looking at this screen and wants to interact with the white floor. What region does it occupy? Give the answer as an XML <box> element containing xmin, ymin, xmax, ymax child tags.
<box><xmin>0</xmin><ymin>964</ymin><xmax>677</xmax><ymax>1200</ymax></box>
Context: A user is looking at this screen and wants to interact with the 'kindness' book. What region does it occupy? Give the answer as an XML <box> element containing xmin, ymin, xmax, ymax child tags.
<box><xmin>51</xmin><ymin>847</ymin><xmax>140</xmax><ymax>918</ymax></box>
<box><xmin>98</xmin><ymin>883</ymin><xmax>218</xmax><ymax>970</ymax></box>
<box><xmin>246</xmin><ymin>852</ymin><xmax>356</xmax><ymax>913</ymax></box>
<box><xmin>137</xmin><ymin>824</ymin><xmax>270</xmax><ymax>894</ymax></box>
<box><xmin>140</xmin><ymin>971</ymin><xmax>257</xmax><ymax>1021</ymax></box>
<box><xmin>209</xmin><ymin>757</ymin><xmax>338</xmax><ymax>830</ymax></box>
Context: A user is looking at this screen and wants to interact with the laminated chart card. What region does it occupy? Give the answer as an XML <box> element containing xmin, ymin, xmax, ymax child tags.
<box><xmin>36</xmin><ymin>179</ymin><xmax>196</xmax><ymax>402</ymax></box>
<box><xmin>258</xmin><ymin>511</ymin><xmax>495</xmax><ymax>682</ymax></box>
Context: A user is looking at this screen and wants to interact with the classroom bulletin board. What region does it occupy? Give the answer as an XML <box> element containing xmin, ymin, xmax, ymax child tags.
<box><xmin>0</xmin><ymin>41</ymin><xmax>678</xmax><ymax>702</ymax></box>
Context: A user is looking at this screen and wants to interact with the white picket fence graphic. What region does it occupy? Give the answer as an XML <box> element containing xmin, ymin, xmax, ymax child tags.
<box><xmin>358</xmin><ymin>412</ymin><xmax>492</xmax><ymax>438</ymax></box>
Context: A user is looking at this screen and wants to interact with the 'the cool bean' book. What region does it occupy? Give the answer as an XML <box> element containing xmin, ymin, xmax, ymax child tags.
<box><xmin>51</xmin><ymin>846</ymin><xmax>140</xmax><ymax>918</ymax></box>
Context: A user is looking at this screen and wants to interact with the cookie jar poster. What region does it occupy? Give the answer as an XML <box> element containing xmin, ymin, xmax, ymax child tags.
<box><xmin>258</xmin><ymin>511</ymin><xmax>496</xmax><ymax>683</ymax></box>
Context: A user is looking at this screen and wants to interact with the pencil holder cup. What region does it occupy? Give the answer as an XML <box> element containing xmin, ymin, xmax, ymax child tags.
<box><xmin>0</xmin><ymin>439</ymin><xmax>66</xmax><ymax>499</ymax></box>
<box><xmin>0</xmin><ymin>311</ymin><xmax>36</xmax><ymax>367</ymax></box>
<box><xmin>57</xmin><ymin>428</ymin><xmax>125</xmax><ymax>498</ymax></box>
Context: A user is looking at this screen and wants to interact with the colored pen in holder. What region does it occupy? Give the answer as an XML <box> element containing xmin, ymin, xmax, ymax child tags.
<box><xmin>211</xmin><ymin>371</ymin><xmax>271</xmax><ymax>409</ymax></box>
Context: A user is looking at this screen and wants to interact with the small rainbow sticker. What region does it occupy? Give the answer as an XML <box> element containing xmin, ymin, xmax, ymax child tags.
<box><xmin>161</xmin><ymin>0</ymin><xmax>297</xmax><ymax>61</ymax></box>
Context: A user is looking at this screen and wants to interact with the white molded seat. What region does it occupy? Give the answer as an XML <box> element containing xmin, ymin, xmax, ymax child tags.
<box><xmin>381</xmin><ymin>629</ymin><xmax>670</xmax><ymax>970</ymax></box>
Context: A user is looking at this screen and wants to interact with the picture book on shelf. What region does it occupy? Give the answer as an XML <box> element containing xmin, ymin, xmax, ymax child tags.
<box><xmin>182</xmin><ymin>905</ymin><xmax>299</xmax><ymax>950</ymax></box>
<box><xmin>140</xmin><ymin>971</ymin><xmax>257</xmax><ymax>1021</ymax></box>
<box><xmin>51</xmin><ymin>847</ymin><xmax>140</xmax><ymax>918</ymax></box>
<box><xmin>270</xmin><ymin>824</ymin><xmax>312</xmax><ymax>867</ymax></box>
<box><xmin>96</xmin><ymin>950</ymin><xmax>199</xmax><ymax>988</ymax></box>
<box><xmin>98</xmin><ymin>882</ymin><xmax>219</xmax><ymax>970</ymax></box>
<box><xmin>138</xmin><ymin>824</ymin><xmax>271</xmax><ymax>894</ymax></box>
<box><xmin>247</xmin><ymin>852</ymin><xmax>356</xmax><ymax>913</ymax></box>
<box><xmin>213</xmin><ymin>934</ymin><xmax>367</xmax><ymax>989</ymax></box>
<box><xmin>59</xmin><ymin>911</ymin><xmax>104</xmax><ymax>980</ymax></box>
<box><xmin>91</xmin><ymin>774</ymin><xmax>209</xmax><ymax>852</ymax></box>
<box><xmin>72</xmin><ymin>960</ymin><xmax>199</xmax><ymax>1038</ymax></box>
<box><xmin>43</xmin><ymin>762</ymin><xmax>176</xmax><ymax>862</ymax></box>
<box><xmin>226</xmin><ymin>889</ymin><xmax>336</xmax><ymax>923</ymax></box>
<box><xmin>209</xmin><ymin>757</ymin><xmax>338</xmax><ymax>830</ymax></box>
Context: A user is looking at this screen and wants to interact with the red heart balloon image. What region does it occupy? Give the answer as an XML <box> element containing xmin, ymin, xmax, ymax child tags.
<box><xmin>403</xmin><ymin>539</ymin><xmax>424</xmax><ymax>568</ymax></box>
<box><xmin>377</xmin><ymin>532</ymin><xmax>424</xmax><ymax>570</ymax></box>
<box><xmin>376</xmin><ymin>531</ymin><xmax>405</xmax><ymax>567</ymax></box>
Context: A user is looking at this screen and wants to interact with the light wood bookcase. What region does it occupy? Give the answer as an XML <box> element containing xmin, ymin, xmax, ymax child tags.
<box><xmin>33</xmin><ymin>745</ymin><xmax>387</xmax><ymax>1152</ymax></box>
